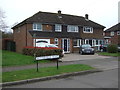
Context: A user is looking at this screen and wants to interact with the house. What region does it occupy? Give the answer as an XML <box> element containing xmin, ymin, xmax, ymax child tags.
<box><xmin>104</xmin><ymin>23</ymin><xmax>120</xmax><ymax>45</ymax></box>
<box><xmin>12</xmin><ymin>10</ymin><xmax>105</xmax><ymax>53</ymax></box>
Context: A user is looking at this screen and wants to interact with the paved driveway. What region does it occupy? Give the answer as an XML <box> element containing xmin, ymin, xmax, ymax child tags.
<box><xmin>60</xmin><ymin>53</ymin><xmax>113</xmax><ymax>61</ymax></box>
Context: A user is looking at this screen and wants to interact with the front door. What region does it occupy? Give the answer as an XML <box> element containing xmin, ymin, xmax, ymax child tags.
<box><xmin>62</xmin><ymin>39</ymin><xmax>70</xmax><ymax>53</ymax></box>
<box><xmin>64</xmin><ymin>39</ymin><xmax>67</xmax><ymax>51</ymax></box>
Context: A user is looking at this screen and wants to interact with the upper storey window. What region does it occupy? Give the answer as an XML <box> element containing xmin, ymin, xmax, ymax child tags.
<box><xmin>83</xmin><ymin>27</ymin><xmax>93</xmax><ymax>33</ymax></box>
<box><xmin>117</xmin><ymin>31</ymin><xmax>120</xmax><ymax>35</ymax></box>
<box><xmin>55</xmin><ymin>24</ymin><xmax>62</xmax><ymax>32</ymax></box>
<box><xmin>67</xmin><ymin>25</ymin><xmax>79</xmax><ymax>32</ymax></box>
<box><xmin>110</xmin><ymin>31</ymin><xmax>114</xmax><ymax>36</ymax></box>
<box><xmin>33</xmin><ymin>23</ymin><xmax>42</xmax><ymax>31</ymax></box>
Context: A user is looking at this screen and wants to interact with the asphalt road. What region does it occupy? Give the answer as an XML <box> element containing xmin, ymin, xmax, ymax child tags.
<box><xmin>4</xmin><ymin>68</ymin><xmax>118</xmax><ymax>88</ymax></box>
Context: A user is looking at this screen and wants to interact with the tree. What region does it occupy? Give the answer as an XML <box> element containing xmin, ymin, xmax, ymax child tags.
<box><xmin>0</xmin><ymin>8</ymin><xmax>8</xmax><ymax>32</ymax></box>
<box><xmin>2</xmin><ymin>31</ymin><xmax>13</xmax><ymax>39</ymax></box>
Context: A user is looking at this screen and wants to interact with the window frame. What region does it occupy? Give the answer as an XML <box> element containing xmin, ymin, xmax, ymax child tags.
<box><xmin>55</xmin><ymin>24</ymin><xmax>62</xmax><ymax>32</ymax></box>
<box><xmin>110</xmin><ymin>31</ymin><xmax>114</xmax><ymax>36</ymax></box>
<box><xmin>67</xmin><ymin>25</ymin><xmax>79</xmax><ymax>32</ymax></box>
<box><xmin>83</xmin><ymin>27</ymin><xmax>93</xmax><ymax>33</ymax></box>
<box><xmin>54</xmin><ymin>38</ymin><xmax>59</xmax><ymax>45</ymax></box>
<box><xmin>33</xmin><ymin>23</ymin><xmax>42</xmax><ymax>31</ymax></box>
<box><xmin>117</xmin><ymin>31</ymin><xmax>120</xmax><ymax>35</ymax></box>
<box><xmin>73</xmin><ymin>39</ymin><xmax>81</xmax><ymax>47</ymax></box>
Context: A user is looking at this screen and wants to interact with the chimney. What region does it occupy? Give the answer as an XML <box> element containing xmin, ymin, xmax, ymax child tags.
<box><xmin>85</xmin><ymin>14</ymin><xmax>89</xmax><ymax>20</ymax></box>
<box><xmin>57</xmin><ymin>10</ymin><xmax>62</xmax><ymax>18</ymax></box>
<box><xmin>58</xmin><ymin>10</ymin><xmax>61</xmax><ymax>15</ymax></box>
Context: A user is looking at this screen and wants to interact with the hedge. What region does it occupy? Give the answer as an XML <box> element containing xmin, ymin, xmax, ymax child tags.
<box><xmin>22</xmin><ymin>46</ymin><xmax>63</xmax><ymax>58</ymax></box>
<box><xmin>107</xmin><ymin>44</ymin><xmax>118</xmax><ymax>53</ymax></box>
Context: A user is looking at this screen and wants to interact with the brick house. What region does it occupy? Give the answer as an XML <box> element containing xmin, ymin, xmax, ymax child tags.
<box><xmin>104</xmin><ymin>23</ymin><xmax>120</xmax><ymax>45</ymax></box>
<box><xmin>12</xmin><ymin>10</ymin><xmax>105</xmax><ymax>53</ymax></box>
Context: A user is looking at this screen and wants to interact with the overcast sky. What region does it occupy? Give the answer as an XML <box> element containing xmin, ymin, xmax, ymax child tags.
<box><xmin>0</xmin><ymin>0</ymin><xmax>119</xmax><ymax>31</ymax></box>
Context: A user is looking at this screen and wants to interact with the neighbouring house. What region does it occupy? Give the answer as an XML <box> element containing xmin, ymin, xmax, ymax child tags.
<box><xmin>104</xmin><ymin>23</ymin><xmax>120</xmax><ymax>45</ymax></box>
<box><xmin>12</xmin><ymin>10</ymin><xmax>105</xmax><ymax>53</ymax></box>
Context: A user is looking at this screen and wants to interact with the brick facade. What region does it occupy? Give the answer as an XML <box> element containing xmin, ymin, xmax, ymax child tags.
<box><xmin>12</xmin><ymin>11</ymin><xmax>105</xmax><ymax>53</ymax></box>
<box><xmin>104</xmin><ymin>23</ymin><xmax>120</xmax><ymax>45</ymax></box>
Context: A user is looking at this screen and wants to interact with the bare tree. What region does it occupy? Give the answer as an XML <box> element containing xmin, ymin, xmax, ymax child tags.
<box><xmin>0</xmin><ymin>8</ymin><xmax>8</xmax><ymax>32</ymax></box>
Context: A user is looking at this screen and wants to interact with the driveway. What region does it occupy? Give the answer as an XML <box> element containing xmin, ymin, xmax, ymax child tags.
<box><xmin>60</xmin><ymin>53</ymin><xmax>113</xmax><ymax>61</ymax></box>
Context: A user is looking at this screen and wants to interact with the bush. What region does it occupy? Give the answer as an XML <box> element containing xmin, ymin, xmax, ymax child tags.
<box><xmin>22</xmin><ymin>46</ymin><xmax>63</xmax><ymax>58</ymax></box>
<box><xmin>107</xmin><ymin>44</ymin><xmax>118</xmax><ymax>53</ymax></box>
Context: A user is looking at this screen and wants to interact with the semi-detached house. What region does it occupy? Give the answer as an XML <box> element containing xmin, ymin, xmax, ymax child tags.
<box><xmin>12</xmin><ymin>10</ymin><xmax>105</xmax><ymax>53</ymax></box>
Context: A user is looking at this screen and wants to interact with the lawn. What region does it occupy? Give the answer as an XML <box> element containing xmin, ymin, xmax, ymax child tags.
<box><xmin>2</xmin><ymin>64</ymin><xmax>94</xmax><ymax>82</ymax></box>
<box><xmin>2</xmin><ymin>50</ymin><xmax>52</xmax><ymax>67</ymax></box>
<box><xmin>98</xmin><ymin>52</ymin><xmax>120</xmax><ymax>57</ymax></box>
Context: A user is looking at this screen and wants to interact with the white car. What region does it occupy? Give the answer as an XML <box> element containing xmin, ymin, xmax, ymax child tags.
<box><xmin>36</xmin><ymin>42</ymin><xmax>64</xmax><ymax>55</ymax></box>
<box><xmin>36</xmin><ymin>43</ymin><xmax>58</xmax><ymax>48</ymax></box>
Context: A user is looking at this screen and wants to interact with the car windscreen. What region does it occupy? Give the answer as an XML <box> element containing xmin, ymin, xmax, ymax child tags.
<box><xmin>82</xmin><ymin>45</ymin><xmax>91</xmax><ymax>48</ymax></box>
<box><xmin>47</xmin><ymin>45</ymin><xmax>58</xmax><ymax>48</ymax></box>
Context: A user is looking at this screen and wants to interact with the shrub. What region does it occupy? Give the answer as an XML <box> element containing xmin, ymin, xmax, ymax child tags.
<box><xmin>107</xmin><ymin>44</ymin><xmax>118</xmax><ymax>53</ymax></box>
<box><xmin>22</xmin><ymin>46</ymin><xmax>63</xmax><ymax>58</ymax></box>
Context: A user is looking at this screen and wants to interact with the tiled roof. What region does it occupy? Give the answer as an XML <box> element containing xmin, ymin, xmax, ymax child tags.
<box><xmin>105</xmin><ymin>23</ymin><xmax>120</xmax><ymax>32</ymax></box>
<box><xmin>12</xmin><ymin>11</ymin><xmax>105</xmax><ymax>29</ymax></box>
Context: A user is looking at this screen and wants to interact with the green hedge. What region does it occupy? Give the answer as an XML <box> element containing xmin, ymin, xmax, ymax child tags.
<box><xmin>107</xmin><ymin>44</ymin><xmax>118</xmax><ymax>53</ymax></box>
<box><xmin>22</xmin><ymin>47</ymin><xmax>63</xmax><ymax>58</ymax></box>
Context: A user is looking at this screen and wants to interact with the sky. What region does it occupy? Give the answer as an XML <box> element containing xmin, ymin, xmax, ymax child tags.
<box><xmin>0</xmin><ymin>0</ymin><xmax>119</xmax><ymax>32</ymax></box>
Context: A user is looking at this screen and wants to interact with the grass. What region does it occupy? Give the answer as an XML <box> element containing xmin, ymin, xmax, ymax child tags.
<box><xmin>98</xmin><ymin>52</ymin><xmax>120</xmax><ymax>57</ymax></box>
<box><xmin>2</xmin><ymin>64</ymin><xmax>94</xmax><ymax>82</ymax></box>
<box><xmin>2</xmin><ymin>50</ymin><xmax>52</xmax><ymax>67</ymax></box>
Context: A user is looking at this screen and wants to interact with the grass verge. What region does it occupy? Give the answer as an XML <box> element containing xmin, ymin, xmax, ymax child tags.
<box><xmin>2</xmin><ymin>50</ymin><xmax>53</xmax><ymax>67</ymax></box>
<box><xmin>98</xmin><ymin>52</ymin><xmax>120</xmax><ymax>57</ymax></box>
<box><xmin>2</xmin><ymin>64</ymin><xmax>94</xmax><ymax>83</ymax></box>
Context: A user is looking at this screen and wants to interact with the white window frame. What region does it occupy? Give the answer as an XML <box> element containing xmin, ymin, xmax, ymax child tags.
<box><xmin>117</xmin><ymin>31</ymin><xmax>120</xmax><ymax>35</ymax></box>
<box><xmin>73</xmin><ymin>39</ymin><xmax>81</xmax><ymax>47</ymax></box>
<box><xmin>55</xmin><ymin>24</ymin><xmax>62</xmax><ymax>32</ymax></box>
<box><xmin>85</xmin><ymin>39</ymin><xmax>89</xmax><ymax>44</ymax></box>
<box><xmin>67</xmin><ymin>25</ymin><xmax>79</xmax><ymax>32</ymax></box>
<box><xmin>54</xmin><ymin>38</ymin><xmax>59</xmax><ymax>45</ymax></box>
<box><xmin>33</xmin><ymin>23</ymin><xmax>42</xmax><ymax>31</ymax></box>
<box><xmin>110</xmin><ymin>31</ymin><xmax>114</xmax><ymax>36</ymax></box>
<box><xmin>83</xmin><ymin>27</ymin><xmax>93</xmax><ymax>33</ymax></box>
<box><xmin>62</xmin><ymin>38</ymin><xmax>70</xmax><ymax>53</ymax></box>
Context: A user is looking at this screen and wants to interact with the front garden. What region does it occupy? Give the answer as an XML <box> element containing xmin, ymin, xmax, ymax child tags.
<box><xmin>98</xmin><ymin>52</ymin><xmax>120</xmax><ymax>57</ymax></box>
<box><xmin>2</xmin><ymin>50</ymin><xmax>52</xmax><ymax>67</ymax></box>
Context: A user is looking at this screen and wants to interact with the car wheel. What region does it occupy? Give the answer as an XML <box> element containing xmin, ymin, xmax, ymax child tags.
<box><xmin>80</xmin><ymin>51</ymin><xmax>83</xmax><ymax>55</ymax></box>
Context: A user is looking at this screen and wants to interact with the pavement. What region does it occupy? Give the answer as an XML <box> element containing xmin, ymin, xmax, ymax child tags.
<box><xmin>2</xmin><ymin>53</ymin><xmax>119</xmax><ymax>87</ymax></box>
<box><xmin>4</xmin><ymin>69</ymin><xmax>118</xmax><ymax>88</ymax></box>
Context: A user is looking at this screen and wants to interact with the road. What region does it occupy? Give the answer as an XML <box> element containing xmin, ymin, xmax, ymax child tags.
<box><xmin>4</xmin><ymin>68</ymin><xmax>118</xmax><ymax>88</ymax></box>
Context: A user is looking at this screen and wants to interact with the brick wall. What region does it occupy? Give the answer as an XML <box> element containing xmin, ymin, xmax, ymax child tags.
<box><xmin>80</xmin><ymin>28</ymin><xmax>104</xmax><ymax>39</ymax></box>
<box><xmin>13</xmin><ymin>24</ymin><xmax>33</xmax><ymax>53</ymax></box>
<box><xmin>13</xmin><ymin>25</ymin><xmax>26</xmax><ymax>53</ymax></box>
<box><xmin>104</xmin><ymin>31</ymin><xmax>120</xmax><ymax>45</ymax></box>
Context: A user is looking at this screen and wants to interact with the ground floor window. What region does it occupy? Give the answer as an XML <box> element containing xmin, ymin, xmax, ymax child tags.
<box><xmin>83</xmin><ymin>39</ymin><xmax>104</xmax><ymax>46</ymax></box>
<box><xmin>82</xmin><ymin>39</ymin><xmax>104</xmax><ymax>51</ymax></box>
<box><xmin>73</xmin><ymin>39</ymin><xmax>81</xmax><ymax>47</ymax></box>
